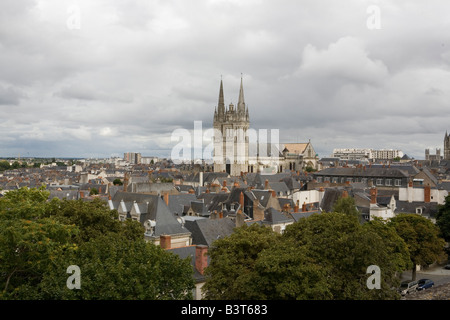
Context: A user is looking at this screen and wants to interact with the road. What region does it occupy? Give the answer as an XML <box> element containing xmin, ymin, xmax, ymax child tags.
<box><xmin>400</xmin><ymin>263</ymin><xmax>450</xmax><ymax>287</ymax></box>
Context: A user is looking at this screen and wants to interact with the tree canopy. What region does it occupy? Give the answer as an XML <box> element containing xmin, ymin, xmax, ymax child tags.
<box><xmin>388</xmin><ymin>213</ymin><xmax>446</xmax><ymax>280</ymax></box>
<box><xmin>0</xmin><ymin>187</ymin><xmax>194</xmax><ymax>300</ymax></box>
<box><xmin>203</xmin><ymin>211</ymin><xmax>411</xmax><ymax>300</ymax></box>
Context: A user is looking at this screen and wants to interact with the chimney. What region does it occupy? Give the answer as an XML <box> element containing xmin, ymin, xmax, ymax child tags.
<box><xmin>236</xmin><ymin>210</ymin><xmax>245</xmax><ymax>227</ymax></box>
<box><xmin>265</xmin><ymin>179</ymin><xmax>269</xmax><ymax>190</ymax></box>
<box><xmin>79</xmin><ymin>191</ymin><xmax>84</xmax><ymax>199</ymax></box>
<box><xmin>239</xmin><ymin>191</ymin><xmax>244</xmax><ymax>211</ymax></box>
<box><xmin>189</xmin><ymin>188</ymin><xmax>195</xmax><ymax>194</ymax></box>
<box><xmin>123</xmin><ymin>172</ymin><xmax>129</xmax><ymax>192</ymax></box>
<box><xmin>219</xmin><ymin>211</ymin><xmax>223</xmax><ymax>219</ymax></box>
<box><xmin>370</xmin><ymin>187</ymin><xmax>377</xmax><ymax>205</ymax></box>
<box><xmin>253</xmin><ymin>199</ymin><xmax>264</xmax><ymax>221</ymax></box>
<box><xmin>164</xmin><ymin>192</ymin><xmax>169</xmax><ymax>206</ymax></box>
<box><xmin>294</xmin><ymin>200</ymin><xmax>299</xmax><ymax>213</ymax></box>
<box><xmin>160</xmin><ymin>235</ymin><xmax>171</xmax><ymax>249</ymax></box>
<box><xmin>424</xmin><ymin>185</ymin><xmax>431</xmax><ymax>203</ymax></box>
<box><xmin>271</xmin><ymin>190</ymin><xmax>276</xmax><ymax>198</ymax></box>
<box><xmin>199</xmin><ymin>171</ymin><xmax>203</xmax><ymax>187</ymax></box>
<box><xmin>195</xmin><ymin>245</ymin><xmax>208</xmax><ymax>275</ymax></box>
<box><xmin>223</xmin><ymin>180</ymin><xmax>227</xmax><ymax>187</ymax></box>
<box><xmin>342</xmin><ymin>190</ymin><xmax>348</xmax><ymax>198</ymax></box>
<box><xmin>302</xmin><ymin>202</ymin><xmax>307</xmax><ymax>212</ymax></box>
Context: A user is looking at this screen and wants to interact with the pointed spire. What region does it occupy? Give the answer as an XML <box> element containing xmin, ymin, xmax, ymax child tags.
<box><xmin>237</xmin><ymin>74</ymin><xmax>245</xmax><ymax>114</ymax></box>
<box><xmin>218</xmin><ymin>78</ymin><xmax>225</xmax><ymax>115</ymax></box>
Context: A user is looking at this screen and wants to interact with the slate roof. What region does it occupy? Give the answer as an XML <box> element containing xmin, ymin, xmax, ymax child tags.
<box><xmin>396</xmin><ymin>201</ymin><xmax>439</xmax><ymax>218</ymax></box>
<box><xmin>167</xmin><ymin>193</ymin><xmax>197</xmax><ymax>215</ymax></box>
<box><xmin>112</xmin><ymin>191</ymin><xmax>190</xmax><ymax>237</ymax></box>
<box><xmin>264</xmin><ymin>207</ymin><xmax>294</xmax><ymax>224</ymax></box>
<box><xmin>314</xmin><ymin>166</ymin><xmax>415</xmax><ymax>178</ymax></box>
<box><xmin>184</xmin><ymin>218</ymin><xmax>236</xmax><ymax>247</ymax></box>
<box><xmin>167</xmin><ymin>246</ymin><xmax>209</xmax><ymax>283</ymax></box>
<box><xmin>290</xmin><ymin>211</ymin><xmax>319</xmax><ymax>222</ymax></box>
<box><xmin>320</xmin><ymin>187</ymin><xmax>353</xmax><ymax>212</ymax></box>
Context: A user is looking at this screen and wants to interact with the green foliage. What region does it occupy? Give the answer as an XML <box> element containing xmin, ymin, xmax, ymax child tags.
<box><xmin>89</xmin><ymin>188</ymin><xmax>98</xmax><ymax>196</ymax></box>
<box><xmin>203</xmin><ymin>224</ymin><xmax>280</xmax><ymax>300</ymax></box>
<box><xmin>112</xmin><ymin>178</ymin><xmax>123</xmax><ymax>186</ymax></box>
<box><xmin>0</xmin><ymin>187</ymin><xmax>194</xmax><ymax>300</ymax></box>
<box><xmin>388</xmin><ymin>213</ymin><xmax>446</xmax><ymax>279</ymax></box>
<box><xmin>0</xmin><ymin>161</ymin><xmax>10</xmax><ymax>171</ymax></box>
<box><xmin>436</xmin><ymin>194</ymin><xmax>450</xmax><ymax>243</ymax></box>
<box><xmin>203</xmin><ymin>212</ymin><xmax>411</xmax><ymax>300</ymax></box>
<box><xmin>332</xmin><ymin>196</ymin><xmax>360</xmax><ymax>220</ymax></box>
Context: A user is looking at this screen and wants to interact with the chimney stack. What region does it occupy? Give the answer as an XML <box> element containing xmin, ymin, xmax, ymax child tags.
<box><xmin>164</xmin><ymin>192</ymin><xmax>169</xmax><ymax>206</ymax></box>
<box><xmin>370</xmin><ymin>187</ymin><xmax>377</xmax><ymax>205</ymax></box>
<box><xmin>342</xmin><ymin>190</ymin><xmax>348</xmax><ymax>198</ymax></box>
<box><xmin>265</xmin><ymin>179</ymin><xmax>269</xmax><ymax>190</ymax></box>
<box><xmin>236</xmin><ymin>210</ymin><xmax>245</xmax><ymax>227</ymax></box>
<box><xmin>195</xmin><ymin>245</ymin><xmax>208</xmax><ymax>275</ymax></box>
<box><xmin>253</xmin><ymin>199</ymin><xmax>264</xmax><ymax>221</ymax></box>
<box><xmin>424</xmin><ymin>185</ymin><xmax>431</xmax><ymax>203</ymax></box>
<box><xmin>294</xmin><ymin>200</ymin><xmax>299</xmax><ymax>213</ymax></box>
<box><xmin>239</xmin><ymin>191</ymin><xmax>244</xmax><ymax>211</ymax></box>
<box><xmin>302</xmin><ymin>202</ymin><xmax>307</xmax><ymax>212</ymax></box>
<box><xmin>160</xmin><ymin>235</ymin><xmax>171</xmax><ymax>249</ymax></box>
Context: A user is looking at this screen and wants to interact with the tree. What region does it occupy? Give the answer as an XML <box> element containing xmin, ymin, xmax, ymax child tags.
<box><xmin>89</xmin><ymin>188</ymin><xmax>98</xmax><ymax>196</ymax></box>
<box><xmin>388</xmin><ymin>214</ymin><xmax>446</xmax><ymax>280</ymax></box>
<box><xmin>203</xmin><ymin>213</ymin><xmax>409</xmax><ymax>300</ymax></box>
<box><xmin>284</xmin><ymin>212</ymin><xmax>407</xmax><ymax>299</ymax></box>
<box><xmin>0</xmin><ymin>187</ymin><xmax>195</xmax><ymax>300</ymax></box>
<box><xmin>32</xmin><ymin>234</ymin><xmax>194</xmax><ymax>300</ymax></box>
<box><xmin>113</xmin><ymin>178</ymin><xmax>123</xmax><ymax>186</ymax></box>
<box><xmin>0</xmin><ymin>187</ymin><xmax>78</xmax><ymax>298</ymax></box>
<box><xmin>332</xmin><ymin>196</ymin><xmax>361</xmax><ymax>220</ymax></box>
<box><xmin>0</xmin><ymin>160</ymin><xmax>10</xmax><ymax>171</ymax></box>
<box><xmin>436</xmin><ymin>194</ymin><xmax>450</xmax><ymax>243</ymax></box>
<box><xmin>203</xmin><ymin>224</ymin><xmax>280</xmax><ymax>299</ymax></box>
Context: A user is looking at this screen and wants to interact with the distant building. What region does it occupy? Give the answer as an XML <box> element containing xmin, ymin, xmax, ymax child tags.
<box><xmin>124</xmin><ymin>152</ymin><xmax>141</xmax><ymax>164</ymax></box>
<box><xmin>425</xmin><ymin>148</ymin><xmax>442</xmax><ymax>161</ymax></box>
<box><xmin>332</xmin><ymin>148</ymin><xmax>403</xmax><ymax>161</ymax></box>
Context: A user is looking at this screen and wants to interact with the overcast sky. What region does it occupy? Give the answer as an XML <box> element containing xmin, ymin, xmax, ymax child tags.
<box><xmin>1</xmin><ymin>0</ymin><xmax>450</xmax><ymax>160</ymax></box>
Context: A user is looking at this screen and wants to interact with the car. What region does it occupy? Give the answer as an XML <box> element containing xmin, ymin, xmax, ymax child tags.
<box><xmin>417</xmin><ymin>279</ymin><xmax>434</xmax><ymax>291</ymax></box>
<box><xmin>399</xmin><ymin>280</ymin><xmax>419</xmax><ymax>295</ymax></box>
<box><xmin>444</xmin><ymin>264</ymin><xmax>450</xmax><ymax>270</ymax></box>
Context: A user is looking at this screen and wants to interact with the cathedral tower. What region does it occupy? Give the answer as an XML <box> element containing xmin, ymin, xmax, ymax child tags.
<box><xmin>445</xmin><ymin>131</ymin><xmax>450</xmax><ymax>160</ymax></box>
<box><xmin>213</xmin><ymin>76</ymin><xmax>250</xmax><ymax>176</ymax></box>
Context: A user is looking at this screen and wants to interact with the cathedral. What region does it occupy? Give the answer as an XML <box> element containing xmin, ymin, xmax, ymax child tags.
<box><xmin>212</xmin><ymin>77</ymin><xmax>319</xmax><ymax>176</ymax></box>
<box><xmin>445</xmin><ymin>131</ymin><xmax>450</xmax><ymax>160</ymax></box>
<box><xmin>213</xmin><ymin>77</ymin><xmax>249</xmax><ymax>176</ymax></box>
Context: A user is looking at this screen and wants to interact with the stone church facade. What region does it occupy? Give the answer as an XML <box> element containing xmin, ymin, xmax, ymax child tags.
<box><xmin>213</xmin><ymin>77</ymin><xmax>319</xmax><ymax>176</ymax></box>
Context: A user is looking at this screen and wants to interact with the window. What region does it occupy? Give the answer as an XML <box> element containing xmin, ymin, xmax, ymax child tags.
<box><xmin>347</xmin><ymin>178</ymin><xmax>353</xmax><ymax>183</ymax></box>
<box><xmin>385</xmin><ymin>179</ymin><xmax>392</xmax><ymax>186</ymax></box>
<box><xmin>395</xmin><ymin>179</ymin><xmax>401</xmax><ymax>186</ymax></box>
<box><xmin>416</xmin><ymin>207</ymin><xmax>423</xmax><ymax>214</ymax></box>
<box><xmin>376</xmin><ymin>179</ymin><xmax>383</xmax><ymax>186</ymax></box>
<box><xmin>362</xmin><ymin>178</ymin><xmax>367</xmax><ymax>184</ymax></box>
<box><xmin>332</xmin><ymin>177</ymin><xmax>338</xmax><ymax>183</ymax></box>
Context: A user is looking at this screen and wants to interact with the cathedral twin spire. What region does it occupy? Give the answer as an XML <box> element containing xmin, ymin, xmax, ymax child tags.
<box><xmin>214</xmin><ymin>75</ymin><xmax>249</xmax><ymax>122</ymax></box>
